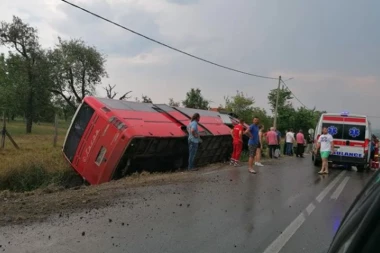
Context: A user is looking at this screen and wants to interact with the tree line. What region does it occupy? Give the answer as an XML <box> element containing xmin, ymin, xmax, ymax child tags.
<box><xmin>0</xmin><ymin>16</ymin><xmax>322</xmax><ymax>134</ymax></box>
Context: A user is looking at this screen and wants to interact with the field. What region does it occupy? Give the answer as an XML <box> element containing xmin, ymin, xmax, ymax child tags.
<box><xmin>0</xmin><ymin>119</ymin><xmax>79</xmax><ymax>192</ymax></box>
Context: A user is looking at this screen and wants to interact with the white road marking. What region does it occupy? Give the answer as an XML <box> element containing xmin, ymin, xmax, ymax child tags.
<box><xmin>262</xmin><ymin>171</ymin><xmax>346</xmax><ymax>253</ymax></box>
<box><xmin>315</xmin><ymin>171</ymin><xmax>346</xmax><ymax>203</ymax></box>
<box><xmin>262</xmin><ymin>213</ymin><xmax>306</xmax><ymax>253</ymax></box>
<box><xmin>330</xmin><ymin>176</ymin><xmax>350</xmax><ymax>200</ymax></box>
<box><xmin>305</xmin><ymin>203</ymin><xmax>316</xmax><ymax>216</ymax></box>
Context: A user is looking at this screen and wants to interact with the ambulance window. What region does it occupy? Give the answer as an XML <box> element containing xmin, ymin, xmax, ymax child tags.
<box><xmin>322</xmin><ymin>123</ymin><xmax>343</xmax><ymax>139</ymax></box>
<box><xmin>342</xmin><ymin>124</ymin><xmax>366</xmax><ymax>141</ymax></box>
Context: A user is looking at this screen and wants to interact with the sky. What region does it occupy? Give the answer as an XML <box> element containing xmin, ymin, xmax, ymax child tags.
<box><xmin>1</xmin><ymin>0</ymin><xmax>380</xmax><ymax>127</ymax></box>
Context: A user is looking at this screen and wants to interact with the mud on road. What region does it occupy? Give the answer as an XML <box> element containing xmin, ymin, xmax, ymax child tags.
<box><xmin>0</xmin><ymin>163</ymin><xmax>227</xmax><ymax>227</ymax></box>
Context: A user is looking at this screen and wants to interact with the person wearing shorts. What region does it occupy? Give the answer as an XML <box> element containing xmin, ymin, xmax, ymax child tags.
<box><xmin>244</xmin><ymin>117</ymin><xmax>260</xmax><ymax>174</ymax></box>
<box><xmin>315</xmin><ymin>127</ymin><xmax>334</xmax><ymax>174</ymax></box>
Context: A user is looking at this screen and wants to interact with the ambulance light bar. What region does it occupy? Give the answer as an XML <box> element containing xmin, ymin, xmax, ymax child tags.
<box><xmin>341</xmin><ymin>111</ymin><xmax>349</xmax><ymax>116</ymax></box>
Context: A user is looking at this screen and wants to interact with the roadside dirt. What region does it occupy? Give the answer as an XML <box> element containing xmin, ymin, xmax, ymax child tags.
<box><xmin>0</xmin><ymin>163</ymin><xmax>227</xmax><ymax>227</ymax></box>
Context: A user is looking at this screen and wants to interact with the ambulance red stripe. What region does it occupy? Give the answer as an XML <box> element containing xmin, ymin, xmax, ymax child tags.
<box><xmin>333</xmin><ymin>140</ymin><xmax>365</xmax><ymax>146</ymax></box>
<box><xmin>322</xmin><ymin>116</ymin><xmax>366</xmax><ymax>123</ymax></box>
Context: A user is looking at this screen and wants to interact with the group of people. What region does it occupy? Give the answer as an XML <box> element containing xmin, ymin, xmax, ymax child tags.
<box><xmin>186</xmin><ymin>113</ymin><xmax>335</xmax><ymax>174</ymax></box>
<box><xmin>284</xmin><ymin>129</ymin><xmax>313</xmax><ymax>158</ymax></box>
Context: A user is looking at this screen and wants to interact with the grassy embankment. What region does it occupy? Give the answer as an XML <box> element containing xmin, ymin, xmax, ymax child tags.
<box><xmin>0</xmin><ymin>120</ymin><xmax>78</xmax><ymax>192</ymax></box>
<box><xmin>0</xmin><ymin>119</ymin><xmax>286</xmax><ymax>192</ymax></box>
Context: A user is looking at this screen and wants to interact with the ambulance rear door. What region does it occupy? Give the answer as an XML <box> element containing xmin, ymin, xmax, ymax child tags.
<box><xmin>321</xmin><ymin>117</ymin><xmax>344</xmax><ymax>163</ymax></box>
<box><xmin>339</xmin><ymin>117</ymin><xmax>367</xmax><ymax>164</ymax></box>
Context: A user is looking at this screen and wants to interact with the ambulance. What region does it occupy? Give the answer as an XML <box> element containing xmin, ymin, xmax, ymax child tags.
<box><xmin>312</xmin><ymin>112</ymin><xmax>372</xmax><ymax>172</ymax></box>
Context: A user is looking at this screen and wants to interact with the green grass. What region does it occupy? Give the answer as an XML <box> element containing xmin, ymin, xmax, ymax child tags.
<box><xmin>3</xmin><ymin>119</ymin><xmax>70</xmax><ymax>135</ymax></box>
<box><xmin>0</xmin><ymin>119</ymin><xmax>78</xmax><ymax>192</ymax></box>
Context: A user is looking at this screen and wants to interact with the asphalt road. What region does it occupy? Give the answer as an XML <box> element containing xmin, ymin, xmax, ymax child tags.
<box><xmin>0</xmin><ymin>155</ymin><xmax>375</xmax><ymax>253</ymax></box>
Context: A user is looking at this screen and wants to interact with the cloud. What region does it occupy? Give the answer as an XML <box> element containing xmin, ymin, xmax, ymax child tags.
<box><xmin>166</xmin><ymin>0</ymin><xmax>199</xmax><ymax>5</ymax></box>
<box><xmin>1</xmin><ymin>0</ymin><xmax>380</xmax><ymax>127</ymax></box>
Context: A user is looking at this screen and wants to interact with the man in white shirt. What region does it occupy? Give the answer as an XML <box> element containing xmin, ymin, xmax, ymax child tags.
<box><xmin>285</xmin><ymin>129</ymin><xmax>295</xmax><ymax>156</ymax></box>
<box><xmin>315</xmin><ymin>127</ymin><xmax>334</xmax><ymax>174</ymax></box>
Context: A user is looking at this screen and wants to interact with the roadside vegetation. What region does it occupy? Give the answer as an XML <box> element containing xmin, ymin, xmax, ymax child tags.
<box><xmin>0</xmin><ymin>120</ymin><xmax>80</xmax><ymax>192</ymax></box>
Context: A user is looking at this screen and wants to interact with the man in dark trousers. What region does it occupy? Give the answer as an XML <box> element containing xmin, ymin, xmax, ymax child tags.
<box><xmin>296</xmin><ymin>129</ymin><xmax>305</xmax><ymax>158</ymax></box>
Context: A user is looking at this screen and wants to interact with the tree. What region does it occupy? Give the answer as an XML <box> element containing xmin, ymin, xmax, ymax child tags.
<box><xmin>5</xmin><ymin>53</ymin><xmax>54</xmax><ymax>123</ymax></box>
<box><xmin>182</xmin><ymin>88</ymin><xmax>209</xmax><ymax>109</ymax></box>
<box><xmin>267</xmin><ymin>87</ymin><xmax>293</xmax><ymax>113</ymax></box>
<box><xmin>291</xmin><ymin>107</ymin><xmax>325</xmax><ymax>133</ymax></box>
<box><xmin>104</xmin><ymin>84</ymin><xmax>132</xmax><ymax>100</ymax></box>
<box><xmin>48</xmin><ymin>37</ymin><xmax>107</xmax><ymax>110</ymax></box>
<box><xmin>168</xmin><ymin>98</ymin><xmax>180</xmax><ymax>107</ymax></box>
<box><xmin>267</xmin><ymin>87</ymin><xmax>321</xmax><ymax>133</ymax></box>
<box><xmin>224</xmin><ymin>91</ymin><xmax>272</xmax><ymax>128</ymax></box>
<box><xmin>0</xmin><ymin>16</ymin><xmax>50</xmax><ymax>133</ymax></box>
<box><xmin>224</xmin><ymin>91</ymin><xmax>255</xmax><ymax>123</ymax></box>
<box><xmin>0</xmin><ymin>54</ymin><xmax>14</xmax><ymax>117</ymax></box>
<box><xmin>141</xmin><ymin>95</ymin><xmax>152</xmax><ymax>103</ymax></box>
<box><xmin>51</xmin><ymin>96</ymin><xmax>76</xmax><ymax>122</ymax></box>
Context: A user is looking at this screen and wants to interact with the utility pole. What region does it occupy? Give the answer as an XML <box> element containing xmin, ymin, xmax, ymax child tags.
<box><xmin>273</xmin><ymin>76</ymin><xmax>281</xmax><ymax>129</ymax></box>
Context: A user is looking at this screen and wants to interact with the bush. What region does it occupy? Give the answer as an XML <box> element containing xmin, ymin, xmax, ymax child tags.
<box><xmin>0</xmin><ymin>163</ymin><xmax>78</xmax><ymax>192</ymax></box>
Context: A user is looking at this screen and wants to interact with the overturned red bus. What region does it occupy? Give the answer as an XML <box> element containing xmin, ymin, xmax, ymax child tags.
<box><xmin>62</xmin><ymin>97</ymin><xmax>235</xmax><ymax>185</ymax></box>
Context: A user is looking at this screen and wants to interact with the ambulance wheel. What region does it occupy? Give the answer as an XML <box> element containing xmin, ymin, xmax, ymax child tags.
<box><xmin>357</xmin><ymin>165</ymin><xmax>365</xmax><ymax>173</ymax></box>
<box><xmin>313</xmin><ymin>156</ymin><xmax>321</xmax><ymax>167</ymax></box>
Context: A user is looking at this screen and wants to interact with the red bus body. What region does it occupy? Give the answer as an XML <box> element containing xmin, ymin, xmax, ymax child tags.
<box><xmin>63</xmin><ymin>97</ymin><xmax>234</xmax><ymax>185</ymax></box>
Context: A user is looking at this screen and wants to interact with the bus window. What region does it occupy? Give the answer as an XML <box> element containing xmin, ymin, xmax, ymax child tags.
<box><xmin>63</xmin><ymin>103</ymin><xmax>95</xmax><ymax>162</ymax></box>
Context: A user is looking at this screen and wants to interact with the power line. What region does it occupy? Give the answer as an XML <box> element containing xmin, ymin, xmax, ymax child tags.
<box><xmin>280</xmin><ymin>79</ymin><xmax>309</xmax><ymax>109</ymax></box>
<box><xmin>61</xmin><ymin>0</ymin><xmax>278</xmax><ymax>80</ymax></box>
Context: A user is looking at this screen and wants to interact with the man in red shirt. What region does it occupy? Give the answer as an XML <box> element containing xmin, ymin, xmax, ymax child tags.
<box><xmin>230</xmin><ymin>119</ymin><xmax>244</xmax><ymax>166</ymax></box>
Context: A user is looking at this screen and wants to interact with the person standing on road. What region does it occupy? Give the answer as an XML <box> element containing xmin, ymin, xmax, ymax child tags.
<box><xmin>283</xmin><ymin>130</ymin><xmax>288</xmax><ymax>155</ymax></box>
<box><xmin>306</xmin><ymin>132</ymin><xmax>313</xmax><ymax>154</ymax></box>
<box><xmin>276</xmin><ymin>129</ymin><xmax>282</xmax><ymax>157</ymax></box>
<box><xmin>244</xmin><ymin>117</ymin><xmax>260</xmax><ymax>174</ymax></box>
<box><xmin>315</xmin><ymin>127</ymin><xmax>334</xmax><ymax>174</ymax></box>
<box><xmin>187</xmin><ymin>113</ymin><xmax>201</xmax><ymax>171</ymax></box>
<box><xmin>266</xmin><ymin>127</ymin><xmax>278</xmax><ymax>159</ymax></box>
<box><xmin>255</xmin><ymin>125</ymin><xmax>264</xmax><ymax>167</ymax></box>
<box><xmin>230</xmin><ymin>119</ymin><xmax>245</xmax><ymax>167</ymax></box>
<box><xmin>296</xmin><ymin>130</ymin><xmax>305</xmax><ymax>158</ymax></box>
<box><xmin>285</xmin><ymin>129</ymin><xmax>295</xmax><ymax>156</ymax></box>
